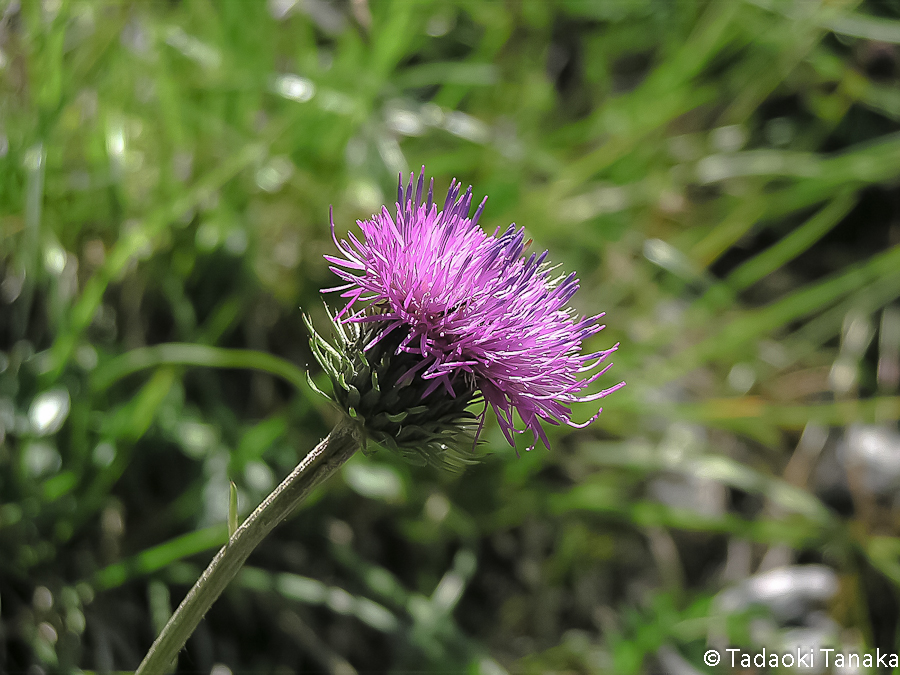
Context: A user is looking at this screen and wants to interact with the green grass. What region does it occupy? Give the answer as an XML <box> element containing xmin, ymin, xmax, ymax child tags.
<box><xmin>3</xmin><ymin>0</ymin><xmax>900</xmax><ymax>672</ymax></box>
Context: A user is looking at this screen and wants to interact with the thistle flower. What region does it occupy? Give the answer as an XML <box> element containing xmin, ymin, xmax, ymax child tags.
<box><xmin>312</xmin><ymin>168</ymin><xmax>623</xmax><ymax>462</ymax></box>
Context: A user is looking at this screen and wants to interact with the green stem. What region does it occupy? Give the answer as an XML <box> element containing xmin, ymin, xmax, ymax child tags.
<box><xmin>135</xmin><ymin>415</ymin><xmax>364</xmax><ymax>674</ymax></box>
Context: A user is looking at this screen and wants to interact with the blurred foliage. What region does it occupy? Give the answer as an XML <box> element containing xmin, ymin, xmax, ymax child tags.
<box><xmin>4</xmin><ymin>0</ymin><xmax>900</xmax><ymax>672</ymax></box>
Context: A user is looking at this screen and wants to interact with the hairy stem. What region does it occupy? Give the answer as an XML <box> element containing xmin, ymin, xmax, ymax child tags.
<box><xmin>136</xmin><ymin>415</ymin><xmax>364</xmax><ymax>674</ymax></box>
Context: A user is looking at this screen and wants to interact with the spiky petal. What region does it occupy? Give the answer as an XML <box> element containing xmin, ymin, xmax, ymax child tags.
<box><xmin>324</xmin><ymin>168</ymin><xmax>624</xmax><ymax>451</ymax></box>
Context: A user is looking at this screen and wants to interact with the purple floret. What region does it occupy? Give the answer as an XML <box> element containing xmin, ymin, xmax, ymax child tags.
<box><xmin>324</xmin><ymin>168</ymin><xmax>624</xmax><ymax>450</ymax></box>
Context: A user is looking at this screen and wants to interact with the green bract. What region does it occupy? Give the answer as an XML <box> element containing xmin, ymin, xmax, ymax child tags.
<box><xmin>305</xmin><ymin>310</ymin><xmax>482</xmax><ymax>470</ymax></box>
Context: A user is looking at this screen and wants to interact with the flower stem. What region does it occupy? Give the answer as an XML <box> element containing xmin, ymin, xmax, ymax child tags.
<box><xmin>136</xmin><ymin>415</ymin><xmax>364</xmax><ymax>674</ymax></box>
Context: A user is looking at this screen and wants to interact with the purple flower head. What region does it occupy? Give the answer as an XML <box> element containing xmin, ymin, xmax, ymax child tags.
<box><xmin>324</xmin><ymin>168</ymin><xmax>624</xmax><ymax>451</ymax></box>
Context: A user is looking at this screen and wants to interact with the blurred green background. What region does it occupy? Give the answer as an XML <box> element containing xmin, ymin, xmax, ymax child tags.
<box><xmin>4</xmin><ymin>0</ymin><xmax>900</xmax><ymax>672</ymax></box>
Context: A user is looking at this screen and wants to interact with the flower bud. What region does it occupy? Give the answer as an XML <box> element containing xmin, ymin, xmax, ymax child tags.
<box><xmin>305</xmin><ymin>311</ymin><xmax>481</xmax><ymax>469</ymax></box>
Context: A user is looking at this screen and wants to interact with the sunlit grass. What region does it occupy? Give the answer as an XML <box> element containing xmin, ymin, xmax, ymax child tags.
<box><xmin>2</xmin><ymin>0</ymin><xmax>900</xmax><ymax>672</ymax></box>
